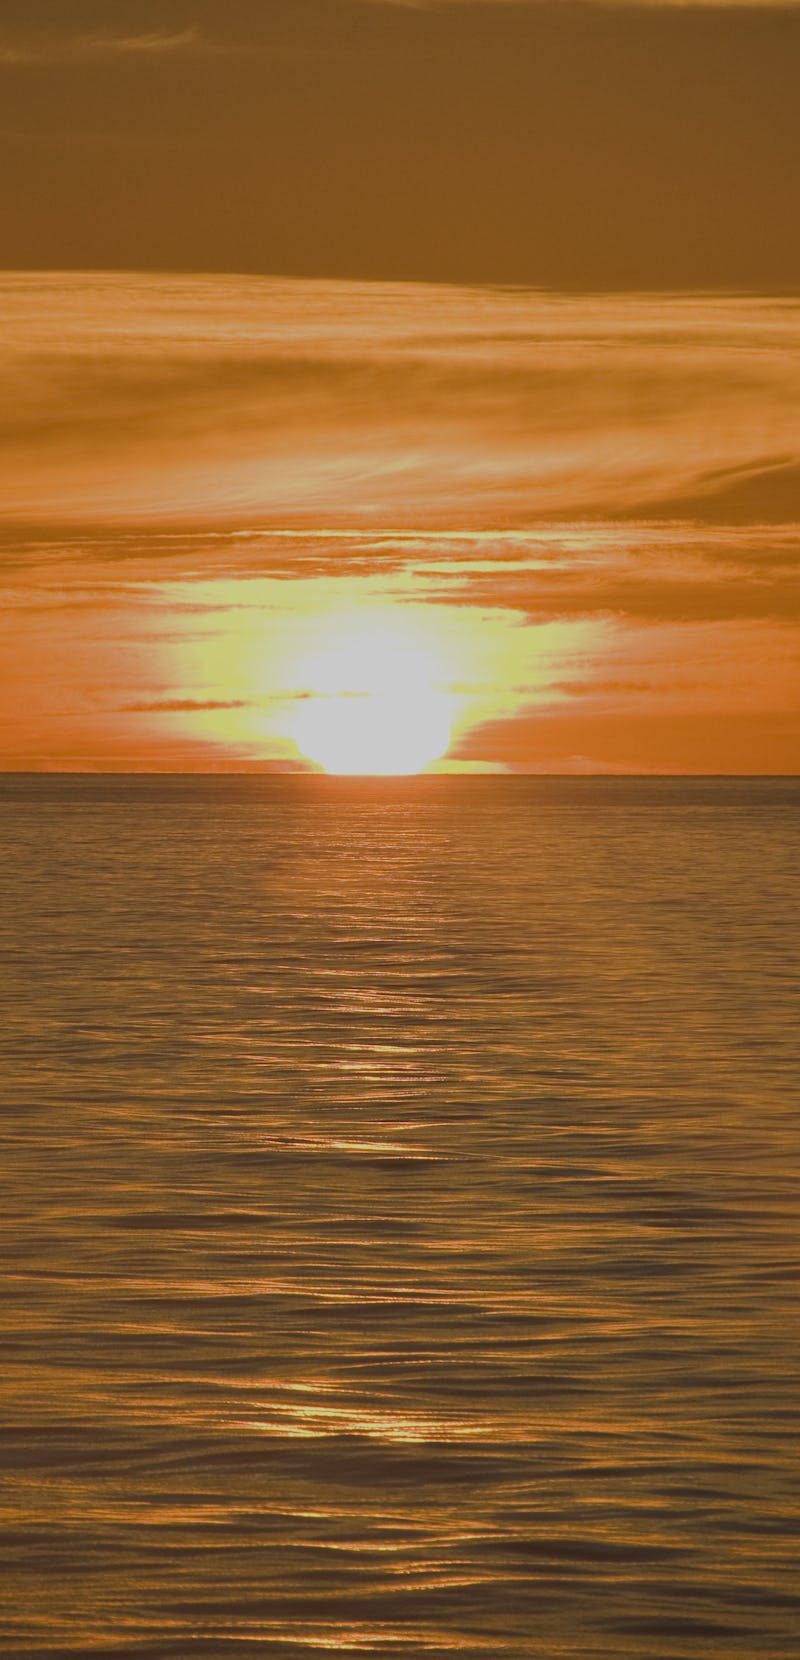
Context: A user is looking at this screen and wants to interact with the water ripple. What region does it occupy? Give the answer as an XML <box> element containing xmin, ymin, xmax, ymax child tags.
<box><xmin>1</xmin><ymin>775</ymin><xmax>798</xmax><ymax>1658</ymax></box>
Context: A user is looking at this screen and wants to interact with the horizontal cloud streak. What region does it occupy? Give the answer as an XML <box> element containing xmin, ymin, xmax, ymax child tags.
<box><xmin>0</xmin><ymin>30</ymin><xmax>202</xmax><ymax>65</ymax></box>
<box><xmin>4</xmin><ymin>521</ymin><xmax>798</xmax><ymax>620</ymax></box>
<box><xmin>3</xmin><ymin>275</ymin><xmax>800</xmax><ymax>529</ymax></box>
<box><xmin>121</xmin><ymin>697</ymin><xmax>251</xmax><ymax>712</ymax></box>
<box><xmin>3</xmin><ymin>522</ymin><xmax>798</xmax><ymax>630</ymax></box>
<box><xmin>5</xmin><ymin>4</ymin><xmax>797</xmax><ymax>69</ymax></box>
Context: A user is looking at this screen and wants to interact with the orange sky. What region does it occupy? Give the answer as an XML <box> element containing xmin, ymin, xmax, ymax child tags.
<box><xmin>2</xmin><ymin>1</ymin><xmax>799</xmax><ymax>289</ymax></box>
<box><xmin>1</xmin><ymin>5</ymin><xmax>798</xmax><ymax>773</ymax></box>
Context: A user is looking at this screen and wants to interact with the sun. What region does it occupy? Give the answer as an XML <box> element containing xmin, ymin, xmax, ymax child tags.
<box><xmin>290</xmin><ymin>616</ymin><xmax>453</xmax><ymax>775</ymax></box>
<box><xmin>294</xmin><ymin>687</ymin><xmax>451</xmax><ymax>775</ymax></box>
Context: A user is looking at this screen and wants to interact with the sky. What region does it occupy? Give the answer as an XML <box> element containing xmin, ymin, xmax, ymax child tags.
<box><xmin>1</xmin><ymin>0</ymin><xmax>798</xmax><ymax>772</ymax></box>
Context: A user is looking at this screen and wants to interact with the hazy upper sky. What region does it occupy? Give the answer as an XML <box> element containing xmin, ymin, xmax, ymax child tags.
<box><xmin>1</xmin><ymin>3</ymin><xmax>798</xmax><ymax>773</ymax></box>
<box><xmin>1</xmin><ymin>0</ymin><xmax>799</xmax><ymax>287</ymax></box>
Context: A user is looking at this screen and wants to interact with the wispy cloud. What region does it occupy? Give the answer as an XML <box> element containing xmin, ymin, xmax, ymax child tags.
<box><xmin>6</xmin><ymin>520</ymin><xmax>796</xmax><ymax>629</ymax></box>
<box><xmin>121</xmin><ymin>697</ymin><xmax>252</xmax><ymax>713</ymax></box>
<box><xmin>0</xmin><ymin>29</ymin><xmax>204</xmax><ymax>67</ymax></box>
<box><xmin>1</xmin><ymin>0</ymin><xmax>797</xmax><ymax>70</ymax></box>
<box><xmin>2</xmin><ymin>274</ymin><xmax>800</xmax><ymax>529</ymax></box>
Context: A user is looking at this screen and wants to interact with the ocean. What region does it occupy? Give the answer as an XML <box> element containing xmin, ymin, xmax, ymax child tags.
<box><xmin>1</xmin><ymin>774</ymin><xmax>798</xmax><ymax>1659</ymax></box>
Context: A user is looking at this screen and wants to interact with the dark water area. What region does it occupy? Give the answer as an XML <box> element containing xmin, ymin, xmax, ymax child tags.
<box><xmin>1</xmin><ymin>774</ymin><xmax>798</xmax><ymax>1658</ymax></box>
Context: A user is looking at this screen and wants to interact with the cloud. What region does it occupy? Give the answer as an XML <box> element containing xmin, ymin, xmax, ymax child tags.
<box><xmin>121</xmin><ymin>697</ymin><xmax>251</xmax><ymax>712</ymax></box>
<box><xmin>0</xmin><ymin>29</ymin><xmax>203</xmax><ymax>66</ymax></box>
<box><xmin>4</xmin><ymin>520</ymin><xmax>797</xmax><ymax>633</ymax></box>
<box><xmin>2</xmin><ymin>275</ymin><xmax>800</xmax><ymax>530</ymax></box>
<box><xmin>1</xmin><ymin>1</ymin><xmax>797</xmax><ymax>72</ymax></box>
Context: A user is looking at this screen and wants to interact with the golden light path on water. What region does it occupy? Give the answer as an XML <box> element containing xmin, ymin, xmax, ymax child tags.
<box><xmin>1</xmin><ymin>773</ymin><xmax>799</xmax><ymax>1657</ymax></box>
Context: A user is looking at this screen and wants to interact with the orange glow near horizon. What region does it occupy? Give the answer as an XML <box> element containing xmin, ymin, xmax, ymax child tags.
<box><xmin>1</xmin><ymin>276</ymin><xmax>798</xmax><ymax>776</ymax></box>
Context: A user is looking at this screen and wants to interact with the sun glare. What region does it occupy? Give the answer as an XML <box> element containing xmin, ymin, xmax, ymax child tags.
<box><xmin>290</xmin><ymin>616</ymin><xmax>453</xmax><ymax>774</ymax></box>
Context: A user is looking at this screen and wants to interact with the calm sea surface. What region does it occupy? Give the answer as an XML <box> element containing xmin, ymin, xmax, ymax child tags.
<box><xmin>1</xmin><ymin>774</ymin><xmax>798</xmax><ymax>1660</ymax></box>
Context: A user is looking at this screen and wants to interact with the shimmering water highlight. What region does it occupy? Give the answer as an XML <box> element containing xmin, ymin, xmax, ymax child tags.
<box><xmin>1</xmin><ymin>775</ymin><xmax>798</xmax><ymax>1658</ymax></box>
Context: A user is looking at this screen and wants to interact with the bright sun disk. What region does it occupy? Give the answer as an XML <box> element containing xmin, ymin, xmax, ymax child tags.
<box><xmin>294</xmin><ymin>687</ymin><xmax>451</xmax><ymax>775</ymax></box>
<box><xmin>289</xmin><ymin>618</ymin><xmax>453</xmax><ymax>775</ymax></box>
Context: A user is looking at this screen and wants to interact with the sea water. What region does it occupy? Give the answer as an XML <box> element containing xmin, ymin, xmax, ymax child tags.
<box><xmin>1</xmin><ymin>774</ymin><xmax>798</xmax><ymax>1658</ymax></box>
